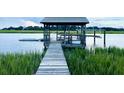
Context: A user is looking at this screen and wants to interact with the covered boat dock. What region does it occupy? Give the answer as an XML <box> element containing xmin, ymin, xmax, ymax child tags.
<box><xmin>41</xmin><ymin>17</ymin><xmax>90</xmax><ymax>48</ymax></box>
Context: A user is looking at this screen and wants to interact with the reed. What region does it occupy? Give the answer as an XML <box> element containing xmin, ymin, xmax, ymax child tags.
<box><xmin>0</xmin><ymin>51</ymin><xmax>45</xmax><ymax>75</ymax></box>
<box><xmin>64</xmin><ymin>47</ymin><xmax>124</xmax><ymax>75</ymax></box>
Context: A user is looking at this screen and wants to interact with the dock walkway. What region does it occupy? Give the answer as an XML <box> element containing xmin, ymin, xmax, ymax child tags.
<box><xmin>36</xmin><ymin>42</ymin><xmax>70</xmax><ymax>75</ymax></box>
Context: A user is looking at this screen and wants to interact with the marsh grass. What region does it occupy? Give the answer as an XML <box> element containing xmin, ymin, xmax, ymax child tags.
<box><xmin>0</xmin><ymin>51</ymin><xmax>45</xmax><ymax>75</ymax></box>
<box><xmin>64</xmin><ymin>47</ymin><xmax>124</xmax><ymax>75</ymax></box>
<box><xmin>1</xmin><ymin>30</ymin><xmax>124</xmax><ymax>34</ymax></box>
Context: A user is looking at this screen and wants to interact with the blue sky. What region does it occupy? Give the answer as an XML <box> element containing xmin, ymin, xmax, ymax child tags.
<box><xmin>0</xmin><ymin>17</ymin><xmax>124</xmax><ymax>29</ymax></box>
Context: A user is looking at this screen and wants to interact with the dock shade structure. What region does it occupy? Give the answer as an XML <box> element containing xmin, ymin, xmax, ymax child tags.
<box><xmin>40</xmin><ymin>17</ymin><xmax>89</xmax><ymax>49</ymax></box>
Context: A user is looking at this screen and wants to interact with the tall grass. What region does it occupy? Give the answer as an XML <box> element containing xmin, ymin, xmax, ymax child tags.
<box><xmin>64</xmin><ymin>47</ymin><xmax>124</xmax><ymax>75</ymax></box>
<box><xmin>0</xmin><ymin>51</ymin><xmax>45</xmax><ymax>75</ymax></box>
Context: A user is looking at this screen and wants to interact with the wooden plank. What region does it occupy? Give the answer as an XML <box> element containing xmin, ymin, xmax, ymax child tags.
<box><xmin>36</xmin><ymin>42</ymin><xmax>70</xmax><ymax>75</ymax></box>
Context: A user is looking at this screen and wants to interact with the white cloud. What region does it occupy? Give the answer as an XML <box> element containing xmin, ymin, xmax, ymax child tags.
<box><xmin>21</xmin><ymin>20</ymin><xmax>41</xmax><ymax>27</ymax></box>
<box><xmin>87</xmin><ymin>17</ymin><xmax>124</xmax><ymax>28</ymax></box>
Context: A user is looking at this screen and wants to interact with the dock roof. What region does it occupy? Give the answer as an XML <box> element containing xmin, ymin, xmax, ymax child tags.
<box><xmin>41</xmin><ymin>17</ymin><xmax>89</xmax><ymax>25</ymax></box>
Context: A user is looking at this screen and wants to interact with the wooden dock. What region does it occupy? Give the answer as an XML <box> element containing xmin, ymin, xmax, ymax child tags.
<box><xmin>36</xmin><ymin>42</ymin><xmax>70</xmax><ymax>75</ymax></box>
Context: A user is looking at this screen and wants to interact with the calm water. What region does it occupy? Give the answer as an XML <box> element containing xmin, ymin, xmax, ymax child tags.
<box><xmin>0</xmin><ymin>33</ymin><xmax>124</xmax><ymax>53</ymax></box>
<box><xmin>0</xmin><ymin>33</ymin><xmax>44</xmax><ymax>53</ymax></box>
<box><xmin>86</xmin><ymin>34</ymin><xmax>124</xmax><ymax>48</ymax></box>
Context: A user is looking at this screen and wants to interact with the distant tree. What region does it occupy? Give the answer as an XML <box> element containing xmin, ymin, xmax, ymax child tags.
<box><xmin>33</xmin><ymin>26</ymin><xmax>42</xmax><ymax>30</ymax></box>
<box><xmin>8</xmin><ymin>26</ymin><xmax>15</xmax><ymax>30</ymax></box>
<box><xmin>16</xmin><ymin>26</ymin><xmax>23</xmax><ymax>30</ymax></box>
<box><xmin>2</xmin><ymin>28</ymin><xmax>8</xmax><ymax>30</ymax></box>
<box><xmin>24</xmin><ymin>26</ymin><xmax>34</xmax><ymax>30</ymax></box>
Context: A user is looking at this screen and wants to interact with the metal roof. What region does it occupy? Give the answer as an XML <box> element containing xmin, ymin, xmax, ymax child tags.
<box><xmin>41</xmin><ymin>17</ymin><xmax>89</xmax><ymax>25</ymax></box>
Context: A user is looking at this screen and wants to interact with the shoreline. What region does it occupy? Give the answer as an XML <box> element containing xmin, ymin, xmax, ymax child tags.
<box><xmin>0</xmin><ymin>30</ymin><xmax>124</xmax><ymax>34</ymax></box>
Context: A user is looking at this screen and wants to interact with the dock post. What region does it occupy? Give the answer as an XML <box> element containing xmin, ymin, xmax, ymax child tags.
<box><xmin>64</xmin><ymin>25</ymin><xmax>66</xmax><ymax>44</ymax></box>
<box><xmin>93</xmin><ymin>27</ymin><xmax>96</xmax><ymax>46</ymax></box>
<box><xmin>104</xmin><ymin>29</ymin><xmax>106</xmax><ymax>47</ymax></box>
<box><xmin>83</xmin><ymin>25</ymin><xmax>86</xmax><ymax>48</ymax></box>
<box><xmin>77</xmin><ymin>26</ymin><xmax>78</xmax><ymax>39</ymax></box>
<box><xmin>43</xmin><ymin>24</ymin><xmax>50</xmax><ymax>49</ymax></box>
<box><xmin>48</xmin><ymin>25</ymin><xmax>50</xmax><ymax>42</ymax></box>
<box><xmin>43</xmin><ymin>24</ymin><xmax>46</xmax><ymax>49</ymax></box>
<box><xmin>81</xmin><ymin>25</ymin><xmax>86</xmax><ymax>48</ymax></box>
<box><xmin>81</xmin><ymin>25</ymin><xmax>83</xmax><ymax>45</ymax></box>
<box><xmin>56</xmin><ymin>25</ymin><xmax>58</xmax><ymax>41</ymax></box>
<box><xmin>69</xmin><ymin>25</ymin><xmax>71</xmax><ymax>44</ymax></box>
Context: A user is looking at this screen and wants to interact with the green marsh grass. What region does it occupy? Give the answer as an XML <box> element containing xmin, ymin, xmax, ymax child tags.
<box><xmin>64</xmin><ymin>47</ymin><xmax>124</xmax><ymax>75</ymax></box>
<box><xmin>0</xmin><ymin>51</ymin><xmax>45</xmax><ymax>75</ymax></box>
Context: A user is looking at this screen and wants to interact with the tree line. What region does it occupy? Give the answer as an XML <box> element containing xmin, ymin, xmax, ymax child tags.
<box><xmin>1</xmin><ymin>25</ymin><xmax>77</xmax><ymax>31</ymax></box>
<box><xmin>1</xmin><ymin>26</ymin><xmax>124</xmax><ymax>31</ymax></box>
<box><xmin>87</xmin><ymin>26</ymin><xmax>124</xmax><ymax>31</ymax></box>
<box><xmin>1</xmin><ymin>26</ymin><xmax>43</xmax><ymax>30</ymax></box>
